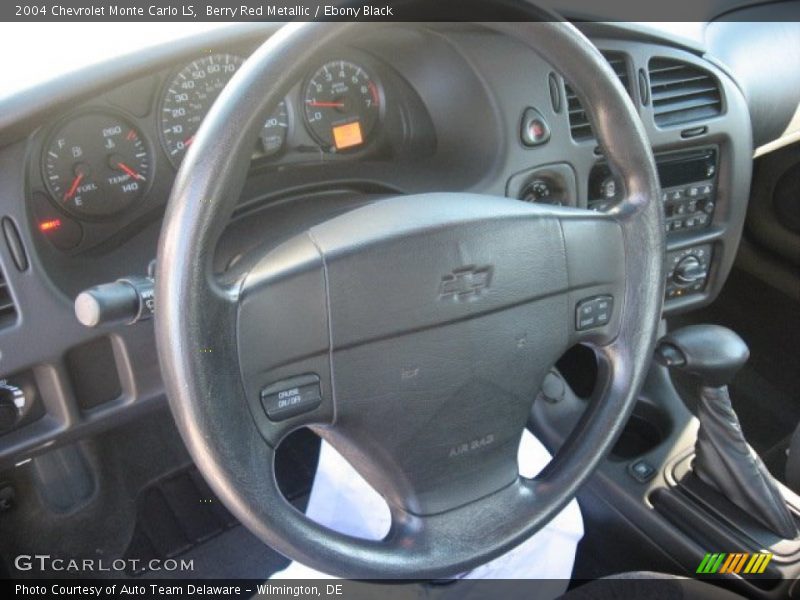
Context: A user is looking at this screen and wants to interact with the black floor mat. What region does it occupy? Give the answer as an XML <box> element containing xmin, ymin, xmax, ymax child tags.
<box><xmin>669</xmin><ymin>267</ymin><xmax>800</xmax><ymax>477</ymax></box>
<box><xmin>124</xmin><ymin>429</ymin><xmax>320</xmax><ymax>578</ymax></box>
<box><xmin>123</xmin><ymin>468</ymin><xmax>237</xmax><ymax>574</ymax></box>
<box><xmin>0</xmin><ymin>406</ymin><xmax>195</xmax><ymax>579</ymax></box>
<box><xmin>142</xmin><ymin>524</ymin><xmax>291</xmax><ymax>580</ymax></box>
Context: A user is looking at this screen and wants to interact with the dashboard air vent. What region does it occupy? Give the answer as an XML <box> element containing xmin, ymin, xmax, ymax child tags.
<box><xmin>565</xmin><ymin>53</ymin><xmax>631</xmax><ymax>141</ymax></box>
<box><xmin>0</xmin><ymin>265</ymin><xmax>17</xmax><ymax>329</ymax></box>
<box><xmin>648</xmin><ymin>58</ymin><xmax>722</xmax><ymax>127</ymax></box>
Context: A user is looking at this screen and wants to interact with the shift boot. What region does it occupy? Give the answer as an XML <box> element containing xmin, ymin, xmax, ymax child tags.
<box><xmin>656</xmin><ymin>324</ymin><xmax>797</xmax><ymax>539</ymax></box>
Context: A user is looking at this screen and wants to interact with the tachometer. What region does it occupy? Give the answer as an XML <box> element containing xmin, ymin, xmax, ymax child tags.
<box><xmin>303</xmin><ymin>60</ymin><xmax>381</xmax><ymax>152</ymax></box>
<box><xmin>42</xmin><ymin>113</ymin><xmax>151</xmax><ymax>218</ymax></box>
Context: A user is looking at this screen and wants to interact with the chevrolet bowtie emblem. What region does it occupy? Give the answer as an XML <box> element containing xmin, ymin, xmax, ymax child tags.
<box><xmin>438</xmin><ymin>265</ymin><xmax>493</xmax><ymax>300</ymax></box>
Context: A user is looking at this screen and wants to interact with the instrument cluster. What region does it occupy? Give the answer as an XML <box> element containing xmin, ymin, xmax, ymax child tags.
<box><xmin>159</xmin><ymin>53</ymin><xmax>384</xmax><ymax>167</ymax></box>
<box><xmin>29</xmin><ymin>50</ymin><xmax>389</xmax><ymax>250</ymax></box>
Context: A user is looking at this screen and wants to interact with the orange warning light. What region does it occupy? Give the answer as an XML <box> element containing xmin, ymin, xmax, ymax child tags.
<box><xmin>39</xmin><ymin>219</ymin><xmax>62</xmax><ymax>232</ymax></box>
<box><xmin>332</xmin><ymin>121</ymin><xmax>363</xmax><ymax>150</ymax></box>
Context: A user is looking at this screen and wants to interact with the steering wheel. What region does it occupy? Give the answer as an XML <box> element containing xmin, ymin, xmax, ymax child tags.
<box><xmin>155</xmin><ymin>17</ymin><xmax>664</xmax><ymax>579</ymax></box>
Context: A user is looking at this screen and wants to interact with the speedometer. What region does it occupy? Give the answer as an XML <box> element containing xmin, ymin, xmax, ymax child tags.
<box><xmin>303</xmin><ymin>60</ymin><xmax>382</xmax><ymax>152</ymax></box>
<box><xmin>159</xmin><ymin>54</ymin><xmax>243</xmax><ymax>167</ymax></box>
<box><xmin>159</xmin><ymin>53</ymin><xmax>289</xmax><ymax>167</ymax></box>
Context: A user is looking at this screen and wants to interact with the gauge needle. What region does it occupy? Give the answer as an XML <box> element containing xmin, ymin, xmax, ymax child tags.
<box><xmin>63</xmin><ymin>172</ymin><xmax>84</xmax><ymax>202</ymax></box>
<box><xmin>116</xmin><ymin>162</ymin><xmax>146</xmax><ymax>181</ymax></box>
<box><xmin>183</xmin><ymin>135</ymin><xmax>195</xmax><ymax>148</ymax></box>
<box><xmin>307</xmin><ymin>101</ymin><xmax>346</xmax><ymax>108</ymax></box>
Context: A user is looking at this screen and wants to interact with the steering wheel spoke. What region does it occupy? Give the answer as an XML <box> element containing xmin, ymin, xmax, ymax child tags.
<box><xmin>237</xmin><ymin>234</ymin><xmax>336</xmax><ymax>445</ymax></box>
<box><xmin>560</xmin><ymin>210</ymin><xmax>627</xmax><ymax>348</ymax></box>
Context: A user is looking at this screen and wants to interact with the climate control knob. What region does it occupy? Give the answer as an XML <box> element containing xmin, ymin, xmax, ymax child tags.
<box><xmin>673</xmin><ymin>255</ymin><xmax>705</xmax><ymax>285</ymax></box>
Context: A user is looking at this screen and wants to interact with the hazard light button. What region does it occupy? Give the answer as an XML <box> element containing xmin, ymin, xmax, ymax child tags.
<box><xmin>520</xmin><ymin>107</ymin><xmax>551</xmax><ymax>147</ymax></box>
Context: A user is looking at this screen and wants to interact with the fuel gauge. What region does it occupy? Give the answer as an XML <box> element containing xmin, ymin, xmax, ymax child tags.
<box><xmin>43</xmin><ymin>113</ymin><xmax>151</xmax><ymax>218</ymax></box>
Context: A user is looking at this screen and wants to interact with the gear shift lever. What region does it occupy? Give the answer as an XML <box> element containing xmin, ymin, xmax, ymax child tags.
<box><xmin>655</xmin><ymin>325</ymin><xmax>797</xmax><ymax>539</ymax></box>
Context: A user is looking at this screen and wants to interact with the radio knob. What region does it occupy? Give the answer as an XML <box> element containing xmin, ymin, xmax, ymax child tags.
<box><xmin>673</xmin><ymin>255</ymin><xmax>705</xmax><ymax>285</ymax></box>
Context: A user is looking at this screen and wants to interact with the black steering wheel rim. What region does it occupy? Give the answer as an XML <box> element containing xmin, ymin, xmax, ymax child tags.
<box><xmin>155</xmin><ymin>17</ymin><xmax>664</xmax><ymax>579</ymax></box>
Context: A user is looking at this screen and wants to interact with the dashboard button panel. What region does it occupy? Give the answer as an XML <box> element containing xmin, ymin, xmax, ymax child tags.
<box><xmin>589</xmin><ymin>147</ymin><xmax>718</xmax><ymax>236</ymax></box>
<box><xmin>662</xmin><ymin>182</ymin><xmax>715</xmax><ymax>233</ymax></box>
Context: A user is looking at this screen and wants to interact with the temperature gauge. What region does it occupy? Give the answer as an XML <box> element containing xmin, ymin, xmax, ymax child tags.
<box><xmin>42</xmin><ymin>113</ymin><xmax>151</xmax><ymax>218</ymax></box>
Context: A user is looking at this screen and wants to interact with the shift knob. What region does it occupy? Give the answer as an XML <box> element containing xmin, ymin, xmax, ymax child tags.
<box><xmin>657</xmin><ymin>325</ymin><xmax>797</xmax><ymax>538</ymax></box>
<box><xmin>654</xmin><ymin>324</ymin><xmax>749</xmax><ymax>387</ymax></box>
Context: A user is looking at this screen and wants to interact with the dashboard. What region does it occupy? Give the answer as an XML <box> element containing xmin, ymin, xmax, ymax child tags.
<box><xmin>0</xmin><ymin>20</ymin><xmax>778</xmax><ymax>467</ymax></box>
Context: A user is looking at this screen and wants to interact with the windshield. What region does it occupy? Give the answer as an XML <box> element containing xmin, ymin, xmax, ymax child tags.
<box><xmin>0</xmin><ymin>23</ymin><xmax>236</xmax><ymax>100</ymax></box>
<box><xmin>0</xmin><ymin>21</ymin><xmax>707</xmax><ymax>102</ymax></box>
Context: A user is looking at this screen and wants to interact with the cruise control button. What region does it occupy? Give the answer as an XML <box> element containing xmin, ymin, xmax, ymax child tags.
<box><xmin>576</xmin><ymin>295</ymin><xmax>614</xmax><ymax>331</ymax></box>
<box><xmin>261</xmin><ymin>374</ymin><xmax>322</xmax><ymax>422</ymax></box>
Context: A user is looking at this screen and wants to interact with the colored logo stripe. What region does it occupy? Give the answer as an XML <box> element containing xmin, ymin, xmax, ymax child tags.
<box><xmin>697</xmin><ymin>552</ymin><xmax>773</xmax><ymax>575</ymax></box>
<box><xmin>697</xmin><ymin>553</ymin><xmax>725</xmax><ymax>574</ymax></box>
<box><xmin>721</xmin><ymin>553</ymin><xmax>748</xmax><ymax>574</ymax></box>
<box><xmin>744</xmin><ymin>553</ymin><xmax>773</xmax><ymax>574</ymax></box>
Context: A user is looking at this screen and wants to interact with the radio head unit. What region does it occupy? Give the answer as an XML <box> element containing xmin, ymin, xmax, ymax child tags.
<box><xmin>589</xmin><ymin>147</ymin><xmax>718</xmax><ymax>235</ymax></box>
